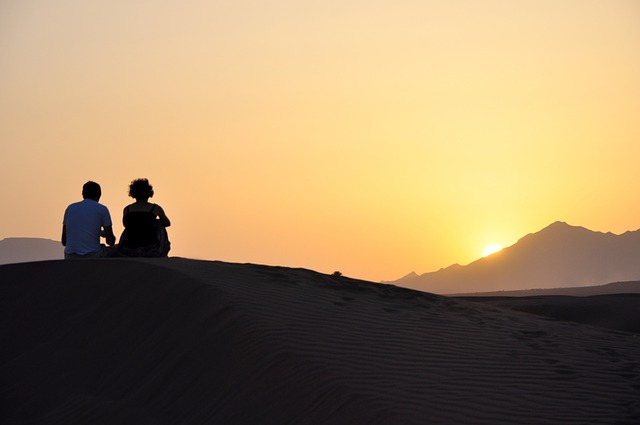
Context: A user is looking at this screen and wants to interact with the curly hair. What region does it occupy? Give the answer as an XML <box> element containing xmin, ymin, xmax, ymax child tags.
<box><xmin>128</xmin><ymin>178</ymin><xmax>154</xmax><ymax>200</ymax></box>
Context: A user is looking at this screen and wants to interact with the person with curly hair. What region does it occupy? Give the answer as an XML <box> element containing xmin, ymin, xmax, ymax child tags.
<box><xmin>118</xmin><ymin>178</ymin><xmax>171</xmax><ymax>257</ymax></box>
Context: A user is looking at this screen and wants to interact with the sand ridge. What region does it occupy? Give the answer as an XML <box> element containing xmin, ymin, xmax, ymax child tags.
<box><xmin>459</xmin><ymin>294</ymin><xmax>640</xmax><ymax>334</ymax></box>
<box><xmin>1</xmin><ymin>258</ymin><xmax>639</xmax><ymax>424</ymax></box>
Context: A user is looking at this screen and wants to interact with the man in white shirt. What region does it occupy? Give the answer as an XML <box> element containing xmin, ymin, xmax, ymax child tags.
<box><xmin>62</xmin><ymin>181</ymin><xmax>117</xmax><ymax>258</ymax></box>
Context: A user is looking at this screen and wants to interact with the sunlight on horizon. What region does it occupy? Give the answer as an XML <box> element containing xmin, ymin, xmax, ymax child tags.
<box><xmin>1</xmin><ymin>0</ymin><xmax>639</xmax><ymax>281</ymax></box>
<box><xmin>482</xmin><ymin>244</ymin><xmax>504</xmax><ymax>258</ymax></box>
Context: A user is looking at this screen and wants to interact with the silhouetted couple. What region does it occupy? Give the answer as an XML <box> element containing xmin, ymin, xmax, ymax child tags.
<box><xmin>62</xmin><ymin>179</ymin><xmax>171</xmax><ymax>259</ymax></box>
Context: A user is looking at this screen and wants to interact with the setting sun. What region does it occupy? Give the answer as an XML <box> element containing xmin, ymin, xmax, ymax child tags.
<box><xmin>482</xmin><ymin>244</ymin><xmax>503</xmax><ymax>257</ymax></box>
<box><xmin>0</xmin><ymin>0</ymin><xmax>639</xmax><ymax>282</ymax></box>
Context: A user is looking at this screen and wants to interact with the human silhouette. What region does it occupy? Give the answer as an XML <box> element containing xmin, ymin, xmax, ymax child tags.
<box><xmin>62</xmin><ymin>181</ymin><xmax>117</xmax><ymax>258</ymax></box>
<box><xmin>118</xmin><ymin>178</ymin><xmax>171</xmax><ymax>257</ymax></box>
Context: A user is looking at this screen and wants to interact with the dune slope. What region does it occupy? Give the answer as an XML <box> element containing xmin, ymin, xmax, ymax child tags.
<box><xmin>459</xmin><ymin>294</ymin><xmax>640</xmax><ymax>334</ymax></box>
<box><xmin>1</xmin><ymin>258</ymin><xmax>639</xmax><ymax>424</ymax></box>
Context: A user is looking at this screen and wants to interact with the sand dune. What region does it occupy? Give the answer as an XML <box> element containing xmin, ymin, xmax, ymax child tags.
<box><xmin>459</xmin><ymin>294</ymin><xmax>640</xmax><ymax>334</ymax></box>
<box><xmin>2</xmin><ymin>259</ymin><xmax>639</xmax><ymax>424</ymax></box>
<box><xmin>454</xmin><ymin>280</ymin><xmax>640</xmax><ymax>297</ymax></box>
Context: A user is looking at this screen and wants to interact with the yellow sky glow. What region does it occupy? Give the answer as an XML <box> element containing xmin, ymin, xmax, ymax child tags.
<box><xmin>1</xmin><ymin>0</ymin><xmax>639</xmax><ymax>281</ymax></box>
<box><xmin>482</xmin><ymin>244</ymin><xmax>503</xmax><ymax>258</ymax></box>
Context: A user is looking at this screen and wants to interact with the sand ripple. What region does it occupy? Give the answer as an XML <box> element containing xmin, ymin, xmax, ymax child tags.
<box><xmin>1</xmin><ymin>258</ymin><xmax>639</xmax><ymax>424</ymax></box>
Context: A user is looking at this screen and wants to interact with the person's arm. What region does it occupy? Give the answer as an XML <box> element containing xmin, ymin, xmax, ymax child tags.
<box><xmin>103</xmin><ymin>225</ymin><xmax>116</xmax><ymax>246</ymax></box>
<box><xmin>61</xmin><ymin>224</ymin><xmax>67</xmax><ymax>246</ymax></box>
<box><xmin>154</xmin><ymin>205</ymin><xmax>171</xmax><ymax>227</ymax></box>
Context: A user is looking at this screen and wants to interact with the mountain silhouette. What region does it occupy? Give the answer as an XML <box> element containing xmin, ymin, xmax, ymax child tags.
<box><xmin>390</xmin><ymin>221</ymin><xmax>640</xmax><ymax>294</ymax></box>
<box><xmin>0</xmin><ymin>238</ymin><xmax>63</xmax><ymax>265</ymax></box>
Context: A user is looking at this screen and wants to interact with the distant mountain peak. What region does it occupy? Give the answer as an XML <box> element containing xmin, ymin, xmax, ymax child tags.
<box><xmin>388</xmin><ymin>222</ymin><xmax>640</xmax><ymax>294</ymax></box>
<box><xmin>516</xmin><ymin>221</ymin><xmax>594</xmax><ymax>244</ymax></box>
<box><xmin>2</xmin><ymin>236</ymin><xmax>49</xmax><ymax>242</ymax></box>
<box><xmin>549</xmin><ymin>220</ymin><xmax>569</xmax><ymax>227</ymax></box>
<box><xmin>541</xmin><ymin>221</ymin><xmax>586</xmax><ymax>232</ymax></box>
<box><xmin>382</xmin><ymin>271</ymin><xmax>419</xmax><ymax>284</ymax></box>
<box><xmin>0</xmin><ymin>237</ymin><xmax>63</xmax><ymax>265</ymax></box>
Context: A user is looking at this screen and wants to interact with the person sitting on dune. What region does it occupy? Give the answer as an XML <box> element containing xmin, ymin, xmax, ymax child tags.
<box><xmin>62</xmin><ymin>181</ymin><xmax>117</xmax><ymax>259</ymax></box>
<box><xmin>118</xmin><ymin>178</ymin><xmax>171</xmax><ymax>257</ymax></box>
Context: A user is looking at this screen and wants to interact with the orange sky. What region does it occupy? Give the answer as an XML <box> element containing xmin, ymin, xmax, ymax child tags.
<box><xmin>1</xmin><ymin>0</ymin><xmax>639</xmax><ymax>281</ymax></box>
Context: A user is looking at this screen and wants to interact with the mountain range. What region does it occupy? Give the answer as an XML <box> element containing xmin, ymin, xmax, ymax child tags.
<box><xmin>0</xmin><ymin>238</ymin><xmax>63</xmax><ymax>265</ymax></box>
<box><xmin>389</xmin><ymin>221</ymin><xmax>640</xmax><ymax>294</ymax></box>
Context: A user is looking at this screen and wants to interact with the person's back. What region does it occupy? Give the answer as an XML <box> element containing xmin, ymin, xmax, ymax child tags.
<box><xmin>62</xmin><ymin>181</ymin><xmax>116</xmax><ymax>258</ymax></box>
<box><xmin>64</xmin><ymin>199</ymin><xmax>111</xmax><ymax>255</ymax></box>
<box><xmin>122</xmin><ymin>204</ymin><xmax>160</xmax><ymax>246</ymax></box>
<box><xmin>118</xmin><ymin>178</ymin><xmax>171</xmax><ymax>257</ymax></box>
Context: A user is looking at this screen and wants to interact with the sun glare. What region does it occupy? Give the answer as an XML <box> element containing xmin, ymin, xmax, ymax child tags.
<box><xmin>482</xmin><ymin>244</ymin><xmax>503</xmax><ymax>257</ymax></box>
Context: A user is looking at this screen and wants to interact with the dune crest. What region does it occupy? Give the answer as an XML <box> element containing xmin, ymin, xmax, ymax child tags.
<box><xmin>2</xmin><ymin>258</ymin><xmax>639</xmax><ymax>424</ymax></box>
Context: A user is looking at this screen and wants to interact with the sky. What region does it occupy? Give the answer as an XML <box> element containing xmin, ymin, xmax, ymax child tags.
<box><xmin>1</xmin><ymin>0</ymin><xmax>639</xmax><ymax>282</ymax></box>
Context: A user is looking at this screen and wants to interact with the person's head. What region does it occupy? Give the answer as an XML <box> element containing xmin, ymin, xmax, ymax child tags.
<box><xmin>82</xmin><ymin>181</ymin><xmax>102</xmax><ymax>201</ymax></box>
<box><xmin>128</xmin><ymin>178</ymin><xmax>154</xmax><ymax>201</ymax></box>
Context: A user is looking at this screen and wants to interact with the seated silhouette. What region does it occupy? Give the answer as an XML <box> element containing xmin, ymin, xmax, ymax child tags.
<box><xmin>118</xmin><ymin>179</ymin><xmax>171</xmax><ymax>257</ymax></box>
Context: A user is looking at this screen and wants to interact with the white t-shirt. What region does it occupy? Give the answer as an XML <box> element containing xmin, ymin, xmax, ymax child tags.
<box><xmin>63</xmin><ymin>199</ymin><xmax>113</xmax><ymax>255</ymax></box>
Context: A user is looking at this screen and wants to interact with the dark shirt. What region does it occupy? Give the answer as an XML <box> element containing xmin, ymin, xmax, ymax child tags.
<box><xmin>122</xmin><ymin>204</ymin><xmax>158</xmax><ymax>246</ymax></box>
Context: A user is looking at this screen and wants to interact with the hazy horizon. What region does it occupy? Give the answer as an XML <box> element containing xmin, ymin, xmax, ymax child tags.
<box><xmin>4</xmin><ymin>220</ymin><xmax>639</xmax><ymax>285</ymax></box>
<box><xmin>1</xmin><ymin>0</ymin><xmax>639</xmax><ymax>282</ymax></box>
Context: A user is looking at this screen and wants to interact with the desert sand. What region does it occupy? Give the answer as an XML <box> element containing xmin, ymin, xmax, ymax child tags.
<box><xmin>458</xmin><ymin>293</ymin><xmax>640</xmax><ymax>335</ymax></box>
<box><xmin>1</xmin><ymin>258</ymin><xmax>639</xmax><ymax>424</ymax></box>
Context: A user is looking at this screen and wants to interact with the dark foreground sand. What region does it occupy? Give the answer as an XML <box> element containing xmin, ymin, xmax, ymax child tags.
<box><xmin>1</xmin><ymin>259</ymin><xmax>639</xmax><ymax>424</ymax></box>
<box><xmin>458</xmin><ymin>294</ymin><xmax>640</xmax><ymax>335</ymax></box>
